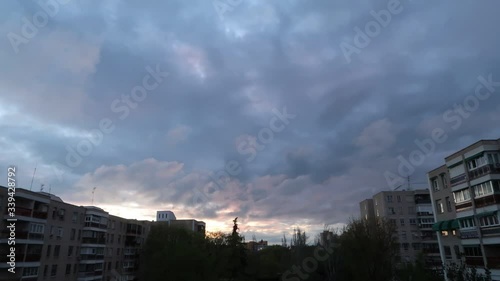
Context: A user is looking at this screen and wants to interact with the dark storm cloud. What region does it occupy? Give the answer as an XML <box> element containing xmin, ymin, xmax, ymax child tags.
<box><xmin>1</xmin><ymin>0</ymin><xmax>500</xmax><ymax>241</ymax></box>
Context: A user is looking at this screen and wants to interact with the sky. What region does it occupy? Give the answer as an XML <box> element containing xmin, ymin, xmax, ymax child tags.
<box><xmin>1</xmin><ymin>0</ymin><xmax>500</xmax><ymax>244</ymax></box>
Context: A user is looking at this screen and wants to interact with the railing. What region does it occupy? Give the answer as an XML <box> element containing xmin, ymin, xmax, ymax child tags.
<box><xmin>84</xmin><ymin>222</ymin><xmax>108</xmax><ymax>229</ymax></box>
<box><xmin>450</xmin><ymin>174</ymin><xmax>467</xmax><ymax>186</ymax></box>
<box><xmin>77</xmin><ymin>271</ymin><xmax>103</xmax><ymax>278</ymax></box>
<box><xmin>3</xmin><ymin>206</ymin><xmax>48</xmax><ymax>219</ymax></box>
<box><xmin>481</xmin><ymin>225</ymin><xmax>500</xmax><ymax>236</ymax></box>
<box><xmin>465</xmin><ymin>256</ymin><xmax>484</xmax><ymax>267</ymax></box>
<box><xmin>80</xmin><ymin>254</ymin><xmax>105</xmax><ymax>261</ymax></box>
<box><xmin>455</xmin><ymin>201</ymin><xmax>473</xmax><ymax>212</ymax></box>
<box><xmin>460</xmin><ymin>228</ymin><xmax>479</xmax><ymax>239</ymax></box>
<box><xmin>469</xmin><ymin>164</ymin><xmax>500</xmax><ymax>180</ymax></box>
<box><xmin>81</xmin><ymin>237</ymin><xmax>106</xmax><ymax>244</ymax></box>
<box><xmin>24</xmin><ymin>253</ymin><xmax>42</xmax><ymax>262</ymax></box>
<box><xmin>475</xmin><ymin>194</ymin><xmax>500</xmax><ymax>208</ymax></box>
<box><xmin>488</xmin><ymin>257</ymin><xmax>500</xmax><ymax>269</ymax></box>
<box><xmin>32</xmin><ymin>210</ymin><xmax>48</xmax><ymax>219</ymax></box>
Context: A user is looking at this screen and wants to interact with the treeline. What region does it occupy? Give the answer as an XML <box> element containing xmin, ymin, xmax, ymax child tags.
<box><xmin>139</xmin><ymin>218</ymin><xmax>490</xmax><ymax>281</ymax></box>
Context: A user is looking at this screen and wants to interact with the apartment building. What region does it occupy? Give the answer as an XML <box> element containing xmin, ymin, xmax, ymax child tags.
<box><xmin>360</xmin><ymin>189</ymin><xmax>440</xmax><ymax>266</ymax></box>
<box><xmin>0</xmin><ymin>187</ymin><xmax>151</xmax><ymax>281</ymax></box>
<box><xmin>156</xmin><ymin>210</ymin><xmax>206</xmax><ymax>234</ymax></box>
<box><xmin>245</xmin><ymin>240</ymin><xmax>268</xmax><ymax>253</ymax></box>
<box><xmin>427</xmin><ymin>165</ymin><xmax>462</xmax><ymax>267</ymax></box>
<box><xmin>428</xmin><ymin>139</ymin><xmax>500</xmax><ymax>280</ymax></box>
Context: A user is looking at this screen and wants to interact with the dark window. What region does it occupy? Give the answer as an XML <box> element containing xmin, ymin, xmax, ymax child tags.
<box><xmin>46</xmin><ymin>245</ymin><xmax>51</xmax><ymax>257</ymax></box>
<box><xmin>51</xmin><ymin>265</ymin><xmax>57</xmax><ymax>276</ymax></box>
<box><xmin>44</xmin><ymin>265</ymin><xmax>48</xmax><ymax>277</ymax></box>
<box><xmin>54</xmin><ymin>245</ymin><xmax>60</xmax><ymax>257</ymax></box>
<box><xmin>66</xmin><ymin>264</ymin><xmax>71</xmax><ymax>275</ymax></box>
<box><xmin>68</xmin><ymin>246</ymin><xmax>73</xmax><ymax>257</ymax></box>
<box><xmin>70</xmin><ymin>229</ymin><xmax>76</xmax><ymax>240</ymax></box>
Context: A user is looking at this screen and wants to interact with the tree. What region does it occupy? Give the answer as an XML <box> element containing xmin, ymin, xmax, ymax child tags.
<box><xmin>339</xmin><ymin>217</ymin><xmax>399</xmax><ymax>281</ymax></box>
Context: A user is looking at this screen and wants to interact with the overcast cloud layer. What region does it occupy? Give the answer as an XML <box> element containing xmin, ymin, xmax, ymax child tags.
<box><xmin>1</xmin><ymin>0</ymin><xmax>500</xmax><ymax>243</ymax></box>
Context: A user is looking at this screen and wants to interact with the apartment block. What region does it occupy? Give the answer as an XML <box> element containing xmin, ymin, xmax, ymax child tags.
<box><xmin>0</xmin><ymin>187</ymin><xmax>152</xmax><ymax>281</ymax></box>
<box><xmin>427</xmin><ymin>165</ymin><xmax>462</xmax><ymax>267</ymax></box>
<box><xmin>155</xmin><ymin>210</ymin><xmax>206</xmax><ymax>234</ymax></box>
<box><xmin>428</xmin><ymin>139</ymin><xmax>500</xmax><ymax>280</ymax></box>
<box><xmin>360</xmin><ymin>189</ymin><xmax>440</xmax><ymax>266</ymax></box>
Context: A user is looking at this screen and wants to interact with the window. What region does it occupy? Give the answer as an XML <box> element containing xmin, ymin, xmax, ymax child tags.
<box><xmin>66</xmin><ymin>264</ymin><xmax>71</xmax><ymax>275</ymax></box>
<box><xmin>390</xmin><ymin>219</ymin><xmax>397</xmax><ymax>226</ymax></box>
<box><xmin>412</xmin><ymin>243</ymin><xmax>420</xmax><ymax>250</ymax></box>
<box><xmin>454</xmin><ymin>245</ymin><xmax>461</xmax><ymax>258</ymax></box>
<box><xmin>444</xmin><ymin>246</ymin><xmax>452</xmax><ymax>258</ymax></box>
<box><xmin>387</xmin><ymin>195</ymin><xmax>393</xmax><ymax>203</ymax></box>
<box><xmin>388</xmin><ymin>207</ymin><xmax>396</xmax><ymax>215</ymax></box>
<box><xmin>460</xmin><ymin>218</ymin><xmax>476</xmax><ymax>228</ymax></box>
<box><xmin>118</xmin><ymin>235</ymin><xmax>121</xmax><ymax>243</ymax></box>
<box><xmin>409</xmin><ymin>218</ymin><xmax>417</xmax><ymax>225</ymax></box>
<box><xmin>68</xmin><ymin>246</ymin><xmax>73</xmax><ymax>257</ymax></box>
<box><xmin>441</xmin><ymin>174</ymin><xmax>448</xmax><ymax>189</ymax></box>
<box><xmin>453</xmin><ymin>188</ymin><xmax>471</xmax><ymax>203</ymax></box>
<box><xmin>374</xmin><ymin>199</ymin><xmax>378</xmax><ymax>206</ymax></box>
<box><xmin>44</xmin><ymin>265</ymin><xmax>48</xmax><ymax>277</ymax></box>
<box><xmin>406</xmin><ymin>195</ymin><xmax>413</xmax><ymax>203</ymax></box>
<box><xmin>54</xmin><ymin>245</ymin><xmax>60</xmax><ymax>257</ymax></box>
<box><xmin>30</xmin><ymin>223</ymin><xmax>44</xmax><ymax>234</ymax></box>
<box><xmin>23</xmin><ymin>267</ymin><xmax>38</xmax><ymax>277</ymax></box>
<box><xmin>408</xmin><ymin>206</ymin><xmax>415</xmax><ymax>214</ymax></box>
<box><xmin>402</xmin><ymin>243</ymin><xmax>409</xmax><ymax>251</ymax></box>
<box><xmin>56</xmin><ymin>227</ymin><xmax>63</xmax><ymax>238</ymax></box>
<box><xmin>473</xmin><ymin>181</ymin><xmax>499</xmax><ymax>198</ymax></box>
<box><xmin>401</xmin><ymin>231</ymin><xmax>407</xmax><ymax>240</ymax></box>
<box><xmin>464</xmin><ymin>246</ymin><xmax>482</xmax><ymax>257</ymax></box>
<box><xmin>376</xmin><ymin>209</ymin><xmax>379</xmax><ymax>217</ymax></box>
<box><xmin>70</xmin><ymin>229</ymin><xmax>76</xmax><ymax>240</ymax></box>
<box><xmin>432</xmin><ymin>179</ymin><xmax>440</xmax><ymax>191</ymax></box>
<box><xmin>446</xmin><ymin>197</ymin><xmax>452</xmax><ymax>212</ymax></box>
<box><xmin>441</xmin><ymin>231</ymin><xmax>449</xmax><ymax>237</ymax></box>
<box><xmin>468</xmin><ymin>156</ymin><xmax>488</xmax><ymax>170</ymax></box>
<box><xmin>479</xmin><ymin>215</ymin><xmax>499</xmax><ymax>227</ymax></box>
<box><xmin>400</xmin><ymin>219</ymin><xmax>405</xmax><ymax>226</ymax></box>
<box><xmin>397</xmin><ymin>195</ymin><xmax>401</xmax><ymax>203</ymax></box>
<box><xmin>46</xmin><ymin>245</ymin><xmax>51</xmax><ymax>257</ymax></box>
<box><xmin>73</xmin><ymin>264</ymin><xmax>78</xmax><ymax>274</ymax></box>
<box><xmin>72</xmin><ymin>212</ymin><xmax>78</xmax><ymax>223</ymax></box>
<box><xmin>398</xmin><ymin>206</ymin><xmax>403</xmax><ymax>215</ymax></box>
<box><xmin>78</xmin><ymin>230</ymin><xmax>81</xmax><ymax>240</ymax></box>
<box><xmin>51</xmin><ymin>265</ymin><xmax>57</xmax><ymax>277</ymax></box>
<box><xmin>436</xmin><ymin>200</ymin><xmax>444</xmax><ymax>214</ymax></box>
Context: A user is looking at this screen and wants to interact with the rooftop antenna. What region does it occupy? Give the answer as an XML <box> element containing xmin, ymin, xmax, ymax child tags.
<box><xmin>92</xmin><ymin>187</ymin><xmax>97</xmax><ymax>205</ymax></box>
<box><xmin>407</xmin><ymin>176</ymin><xmax>411</xmax><ymax>190</ymax></box>
<box><xmin>48</xmin><ymin>184</ymin><xmax>51</xmax><ymax>195</ymax></box>
<box><xmin>40</xmin><ymin>184</ymin><xmax>45</xmax><ymax>192</ymax></box>
<box><xmin>29</xmin><ymin>164</ymin><xmax>37</xmax><ymax>191</ymax></box>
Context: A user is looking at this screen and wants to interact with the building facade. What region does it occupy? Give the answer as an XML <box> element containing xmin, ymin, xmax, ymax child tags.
<box><xmin>428</xmin><ymin>139</ymin><xmax>500</xmax><ymax>280</ymax></box>
<box><xmin>1</xmin><ymin>188</ymin><xmax>207</xmax><ymax>281</ymax></box>
<box><xmin>360</xmin><ymin>189</ymin><xmax>440</xmax><ymax>265</ymax></box>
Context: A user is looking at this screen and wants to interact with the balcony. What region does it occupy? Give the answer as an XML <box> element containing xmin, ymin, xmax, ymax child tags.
<box><xmin>84</xmin><ymin>222</ymin><xmax>107</xmax><ymax>229</ymax></box>
<box><xmin>465</xmin><ymin>256</ymin><xmax>484</xmax><ymax>267</ymax></box>
<box><xmin>450</xmin><ymin>174</ymin><xmax>468</xmax><ymax>187</ymax></box>
<box><xmin>468</xmin><ymin>164</ymin><xmax>500</xmax><ymax>181</ymax></box>
<box><xmin>456</xmin><ymin>201</ymin><xmax>473</xmax><ymax>212</ymax></box>
<box><xmin>77</xmin><ymin>271</ymin><xmax>103</xmax><ymax>278</ymax></box>
<box><xmin>80</xmin><ymin>254</ymin><xmax>105</xmax><ymax>261</ymax></box>
<box><xmin>482</xmin><ymin>225</ymin><xmax>500</xmax><ymax>237</ymax></box>
<box><xmin>0</xmin><ymin>230</ymin><xmax>44</xmax><ymax>241</ymax></box>
<box><xmin>488</xmin><ymin>257</ymin><xmax>500</xmax><ymax>269</ymax></box>
<box><xmin>81</xmin><ymin>237</ymin><xmax>106</xmax><ymax>245</ymax></box>
<box><xmin>460</xmin><ymin>228</ymin><xmax>480</xmax><ymax>239</ymax></box>
<box><xmin>3</xmin><ymin>206</ymin><xmax>48</xmax><ymax>220</ymax></box>
<box><xmin>475</xmin><ymin>194</ymin><xmax>500</xmax><ymax>208</ymax></box>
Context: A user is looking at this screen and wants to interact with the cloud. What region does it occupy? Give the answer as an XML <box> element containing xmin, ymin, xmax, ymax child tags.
<box><xmin>1</xmin><ymin>0</ymin><xmax>500</xmax><ymax>243</ymax></box>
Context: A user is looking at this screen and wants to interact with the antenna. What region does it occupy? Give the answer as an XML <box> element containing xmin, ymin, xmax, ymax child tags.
<box><xmin>30</xmin><ymin>164</ymin><xmax>37</xmax><ymax>191</ymax></box>
<box><xmin>40</xmin><ymin>184</ymin><xmax>45</xmax><ymax>192</ymax></box>
<box><xmin>48</xmin><ymin>185</ymin><xmax>51</xmax><ymax>194</ymax></box>
<box><xmin>92</xmin><ymin>187</ymin><xmax>97</xmax><ymax>205</ymax></box>
<box><xmin>407</xmin><ymin>176</ymin><xmax>411</xmax><ymax>190</ymax></box>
